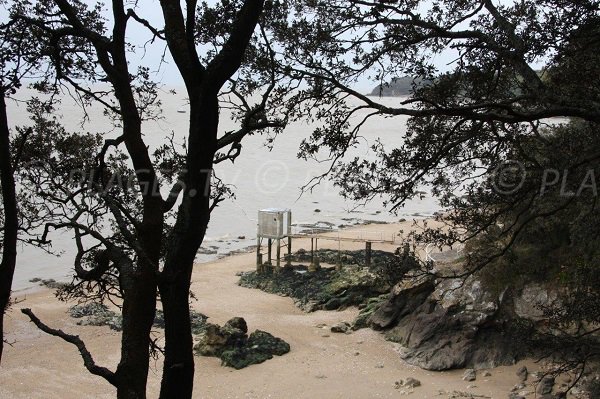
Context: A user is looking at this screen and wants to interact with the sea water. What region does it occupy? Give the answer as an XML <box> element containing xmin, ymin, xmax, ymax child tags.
<box><xmin>6</xmin><ymin>87</ymin><xmax>439</xmax><ymax>289</ymax></box>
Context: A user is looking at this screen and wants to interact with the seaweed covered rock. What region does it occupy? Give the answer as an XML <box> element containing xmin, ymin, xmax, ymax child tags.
<box><xmin>353</xmin><ymin>294</ymin><xmax>389</xmax><ymax>330</ymax></box>
<box><xmin>69</xmin><ymin>303</ymin><xmax>208</xmax><ymax>333</ymax></box>
<box><xmin>68</xmin><ymin>302</ymin><xmax>123</xmax><ymax>331</ymax></box>
<box><xmin>193</xmin><ymin>317</ymin><xmax>290</xmax><ymax>369</ymax></box>
<box><xmin>239</xmin><ymin>248</ymin><xmax>417</xmax><ymax>312</ymax></box>
<box><xmin>220</xmin><ymin>330</ymin><xmax>291</xmax><ymax>369</ymax></box>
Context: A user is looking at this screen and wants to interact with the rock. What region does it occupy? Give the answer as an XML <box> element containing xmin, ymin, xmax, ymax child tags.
<box><xmin>375</xmin><ymin>362</ymin><xmax>384</xmax><ymax>368</ymax></box>
<box><xmin>314</xmin><ymin>208</ymin><xmax>321</xmax><ymax>212</ymax></box>
<box><xmin>40</xmin><ymin>278</ymin><xmax>68</xmax><ymax>289</ymax></box>
<box><xmin>219</xmin><ymin>330</ymin><xmax>290</xmax><ymax>369</ymax></box>
<box><xmin>403</xmin><ymin>377</ymin><xmax>421</xmax><ymax>388</ymax></box>
<box><xmin>369</xmin><ymin>275</ymin><xmax>435</xmax><ymax>329</ymax></box>
<box><xmin>331</xmin><ymin>322</ymin><xmax>351</xmax><ymax>333</ymax></box>
<box><xmin>530</xmin><ymin>371</ymin><xmax>543</xmax><ymax>383</ymax></box>
<box><xmin>194</xmin><ymin>317</ymin><xmax>290</xmax><ymax>369</ymax></box>
<box><xmin>513</xmin><ymin>284</ymin><xmax>559</xmax><ymax>321</ymax></box>
<box><xmin>511</xmin><ymin>383</ymin><xmax>525</xmax><ymax>391</ymax></box>
<box><xmin>382</xmin><ymin>273</ymin><xmax>526</xmax><ymax>371</ymax></box>
<box><xmin>237</xmin><ymin>235</ymin><xmax>246</xmax><ymax>239</ymax></box>
<box><xmin>240</xmin><ymin>249</ymin><xmax>412</xmax><ymax>314</ymax></box>
<box><xmin>197</xmin><ymin>247</ymin><xmax>218</xmax><ymax>255</ymax></box>
<box><xmin>537</xmin><ymin>376</ymin><xmax>555</xmax><ymax>395</ymax></box>
<box><xmin>194</xmin><ymin>323</ymin><xmax>229</xmax><ymax>356</ymax></box>
<box><xmin>353</xmin><ymin>294</ymin><xmax>388</xmax><ymax>330</ymax></box>
<box><xmin>516</xmin><ymin>366</ymin><xmax>528</xmax><ymax>382</ymax></box>
<box><xmin>463</xmin><ymin>369</ymin><xmax>477</xmax><ymax>382</ymax></box>
<box><xmin>71</xmin><ymin>304</ymin><xmax>207</xmax><ymax>334</ymax></box>
<box><xmin>68</xmin><ymin>303</ymin><xmax>123</xmax><ymax>331</ymax></box>
<box><xmin>301</xmin><ymin>301</ymin><xmax>321</xmax><ymax>313</ymax></box>
<box><xmin>69</xmin><ymin>302</ymin><xmax>110</xmax><ymax>318</ymax></box>
<box><xmin>223</xmin><ymin>317</ymin><xmax>248</xmax><ymax>336</ymax></box>
<box><xmin>482</xmin><ymin>371</ymin><xmax>492</xmax><ymax>377</ymax></box>
<box><xmin>323</xmin><ymin>297</ymin><xmax>342</xmax><ymax>310</ymax></box>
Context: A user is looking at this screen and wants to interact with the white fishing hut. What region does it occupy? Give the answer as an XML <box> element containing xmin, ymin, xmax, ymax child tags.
<box><xmin>256</xmin><ymin>208</ymin><xmax>292</xmax><ymax>272</ymax></box>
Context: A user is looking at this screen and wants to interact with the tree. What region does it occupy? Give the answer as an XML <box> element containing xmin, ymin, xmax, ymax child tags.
<box><xmin>8</xmin><ymin>0</ymin><xmax>288</xmax><ymax>397</ymax></box>
<box><xmin>0</xmin><ymin>13</ymin><xmax>45</xmax><ymax>363</ymax></box>
<box><xmin>269</xmin><ymin>0</ymin><xmax>600</xmax><ymax>269</ymax></box>
<box><xmin>270</xmin><ymin>0</ymin><xmax>600</xmax><ymax>380</ymax></box>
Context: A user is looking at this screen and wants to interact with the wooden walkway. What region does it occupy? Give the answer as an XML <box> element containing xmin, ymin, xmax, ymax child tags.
<box><xmin>288</xmin><ymin>233</ymin><xmax>396</xmax><ymax>244</ymax></box>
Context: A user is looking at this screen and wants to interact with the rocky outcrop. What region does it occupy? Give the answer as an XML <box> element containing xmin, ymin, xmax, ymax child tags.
<box><xmin>353</xmin><ymin>273</ymin><xmax>548</xmax><ymax>371</ymax></box>
<box><xmin>367</xmin><ymin>274</ymin><xmax>435</xmax><ymax>330</ymax></box>
<box><xmin>193</xmin><ymin>317</ymin><xmax>290</xmax><ymax>369</ymax></box>
<box><xmin>239</xmin><ymin>249</ymin><xmax>418</xmax><ymax>312</ymax></box>
<box><xmin>68</xmin><ymin>303</ymin><xmax>208</xmax><ymax>333</ymax></box>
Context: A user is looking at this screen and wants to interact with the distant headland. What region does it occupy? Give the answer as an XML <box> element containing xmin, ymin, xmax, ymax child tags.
<box><xmin>369</xmin><ymin>76</ymin><xmax>431</xmax><ymax>96</ymax></box>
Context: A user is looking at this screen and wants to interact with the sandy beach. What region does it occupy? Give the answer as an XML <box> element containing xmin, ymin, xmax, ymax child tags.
<box><xmin>0</xmin><ymin>221</ymin><xmax>562</xmax><ymax>398</ymax></box>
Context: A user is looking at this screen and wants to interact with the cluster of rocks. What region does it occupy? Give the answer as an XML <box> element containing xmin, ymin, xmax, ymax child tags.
<box><xmin>239</xmin><ymin>248</ymin><xmax>417</xmax><ymax>313</ymax></box>
<box><xmin>29</xmin><ymin>277</ymin><xmax>68</xmax><ymax>290</ymax></box>
<box><xmin>68</xmin><ymin>304</ymin><xmax>290</xmax><ymax>369</ymax></box>
<box><xmin>68</xmin><ymin>302</ymin><xmax>124</xmax><ymax>331</ymax></box>
<box><xmin>193</xmin><ymin>317</ymin><xmax>290</xmax><ymax>369</ymax></box>
<box><xmin>507</xmin><ymin>365</ymin><xmax>600</xmax><ymax>399</ymax></box>
<box><xmin>240</xmin><ymin>246</ymin><xmax>600</xmax><ymax>398</ymax></box>
<box><xmin>68</xmin><ymin>302</ymin><xmax>209</xmax><ymax>333</ymax></box>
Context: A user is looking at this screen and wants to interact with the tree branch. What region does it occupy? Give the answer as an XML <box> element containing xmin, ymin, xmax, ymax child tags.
<box><xmin>205</xmin><ymin>0</ymin><xmax>265</xmax><ymax>93</ymax></box>
<box><xmin>21</xmin><ymin>308</ymin><xmax>118</xmax><ymax>386</ymax></box>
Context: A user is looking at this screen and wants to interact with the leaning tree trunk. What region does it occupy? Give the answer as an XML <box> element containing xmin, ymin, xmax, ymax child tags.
<box><xmin>0</xmin><ymin>88</ymin><xmax>18</xmax><ymax>364</ymax></box>
<box><xmin>158</xmin><ymin>96</ymin><xmax>218</xmax><ymax>399</ymax></box>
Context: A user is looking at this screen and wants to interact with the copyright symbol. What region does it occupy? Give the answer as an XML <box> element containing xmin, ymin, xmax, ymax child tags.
<box><xmin>255</xmin><ymin>160</ymin><xmax>289</xmax><ymax>194</ymax></box>
<box><xmin>490</xmin><ymin>160</ymin><xmax>526</xmax><ymax>195</ymax></box>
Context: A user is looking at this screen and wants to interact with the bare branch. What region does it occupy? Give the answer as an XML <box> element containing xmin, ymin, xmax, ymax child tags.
<box><xmin>21</xmin><ymin>308</ymin><xmax>118</xmax><ymax>386</ymax></box>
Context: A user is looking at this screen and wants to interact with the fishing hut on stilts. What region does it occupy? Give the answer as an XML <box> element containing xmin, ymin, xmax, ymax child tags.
<box><xmin>256</xmin><ymin>208</ymin><xmax>398</xmax><ymax>274</ymax></box>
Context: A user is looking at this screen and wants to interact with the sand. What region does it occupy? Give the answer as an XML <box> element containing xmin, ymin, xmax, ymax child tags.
<box><xmin>0</xmin><ymin>221</ymin><xmax>563</xmax><ymax>398</ymax></box>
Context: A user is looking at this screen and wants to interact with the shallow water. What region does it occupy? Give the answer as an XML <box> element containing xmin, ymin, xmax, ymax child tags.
<box><xmin>6</xmin><ymin>88</ymin><xmax>439</xmax><ymax>289</ymax></box>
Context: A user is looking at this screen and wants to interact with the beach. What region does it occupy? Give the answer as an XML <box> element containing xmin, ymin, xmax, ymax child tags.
<box><xmin>0</xmin><ymin>221</ymin><xmax>559</xmax><ymax>399</ymax></box>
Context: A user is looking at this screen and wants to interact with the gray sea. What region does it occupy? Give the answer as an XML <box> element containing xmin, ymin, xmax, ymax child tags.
<box><xmin>6</xmin><ymin>87</ymin><xmax>439</xmax><ymax>289</ymax></box>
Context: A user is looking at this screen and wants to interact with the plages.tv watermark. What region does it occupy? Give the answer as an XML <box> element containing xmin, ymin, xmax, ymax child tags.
<box><xmin>491</xmin><ymin>160</ymin><xmax>599</xmax><ymax>196</ymax></box>
<box><xmin>18</xmin><ymin>160</ymin><xmax>342</xmax><ymax>198</ymax></box>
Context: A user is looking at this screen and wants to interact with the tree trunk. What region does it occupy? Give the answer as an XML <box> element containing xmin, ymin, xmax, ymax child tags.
<box><xmin>0</xmin><ymin>89</ymin><xmax>18</xmax><ymax>364</ymax></box>
<box><xmin>158</xmin><ymin>97</ymin><xmax>217</xmax><ymax>399</ymax></box>
<box><xmin>114</xmin><ymin>260</ymin><xmax>158</xmax><ymax>399</ymax></box>
<box><xmin>112</xmin><ymin>98</ymin><xmax>163</xmax><ymax>398</ymax></box>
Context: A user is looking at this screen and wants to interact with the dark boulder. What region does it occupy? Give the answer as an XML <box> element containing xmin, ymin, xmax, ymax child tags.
<box><xmin>368</xmin><ymin>275</ymin><xmax>435</xmax><ymax>330</ymax></box>
<box><xmin>194</xmin><ymin>318</ymin><xmax>290</xmax><ymax>369</ymax></box>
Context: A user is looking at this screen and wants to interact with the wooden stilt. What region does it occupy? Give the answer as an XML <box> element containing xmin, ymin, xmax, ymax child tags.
<box><xmin>276</xmin><ymin>238</ymin><xmax>281</xmax><ymax>270</ymax></box>
<box><xmin>267</xmin><ymin>238</ymin><xmax>272</xmax><ymax>265</ymax></box>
